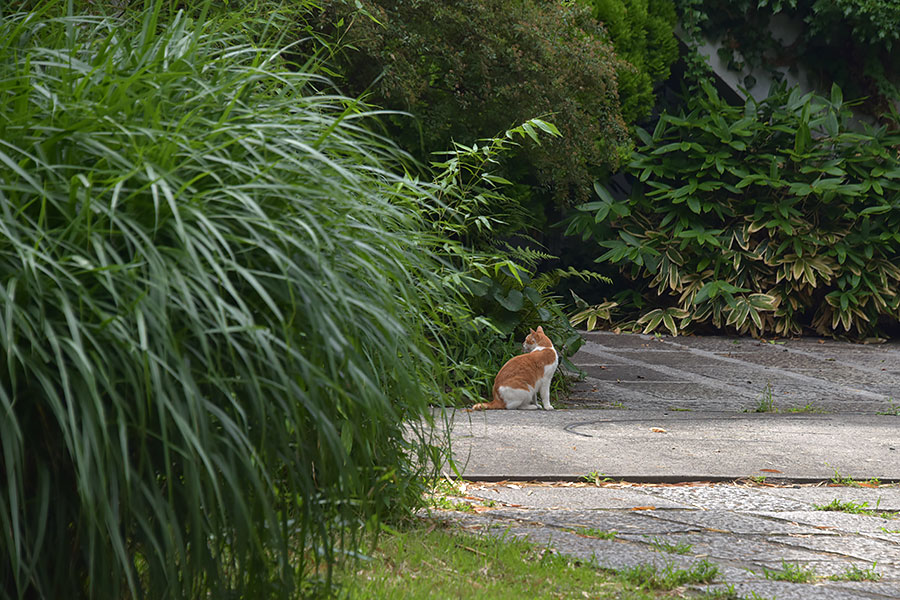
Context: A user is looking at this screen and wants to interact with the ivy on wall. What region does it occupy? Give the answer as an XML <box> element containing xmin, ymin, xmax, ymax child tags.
<box><xmin>674</xmin><ymin>0</ymin><xmax>900</xmax><ymax>122</ymax></box>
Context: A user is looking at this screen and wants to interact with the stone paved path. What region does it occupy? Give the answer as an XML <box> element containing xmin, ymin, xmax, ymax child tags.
<box><xmin>432</xmin><ymin>331</ymin><xmax>900</xmax><ymax>599</ymax></box>
<box><xmin>567</xmin><ymin>331</ymin><xmax>900</xmax><ymax>414</ymax></box>
<box><xmin>428</xmin><ymin>482</ymin><xmax>900</xmax><ymax>599</ymax></box>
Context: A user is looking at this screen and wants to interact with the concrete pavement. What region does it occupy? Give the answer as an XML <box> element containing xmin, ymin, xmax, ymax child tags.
<box><xmin>441</xmin><ymin>330</ymin><xmax>900</xmax><ymax>483</ymax></box>
<box><xmin>429</xmin><ymin>331</ymin><xmax>900</xmax><ymax>599</ymax></box>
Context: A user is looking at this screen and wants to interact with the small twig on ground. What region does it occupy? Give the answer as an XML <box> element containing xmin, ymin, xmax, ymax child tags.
<box><xmin>456</xmin><ymin>544</ymin><xmax>487</xmax><ymax>557</ymax></box>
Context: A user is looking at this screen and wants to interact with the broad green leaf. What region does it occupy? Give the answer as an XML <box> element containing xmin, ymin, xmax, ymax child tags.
<box><xmin>651</xmin><ymin>142</ymin><xmax>685</xmax><ymax>155</ymax></box>
<box><xmin>662</xmin><ymin>312</ymin><xmax>677</xmax><ymax>336</ymax></box>
<box><xmin>495</xmin><ymin>288</ymin><xmax>524</xmax><ymax>312</ymax></box>
<box><xmin>532</xmin><ymin>118</ymin><xmax>561</xmax><ymax>136</ymax></box>
<box><xmin>830</xmin><ymin>83</ymin><xmax>843</xmax><ymax>107</ymax></box>
<box><xmin>860</xmin><ymin>205</ymin><xmax>890</xmax><ymax>216</ymax></box>
<box><xmin>593</xmin><ymin>181</ymin><xmax>616</xmax><ymax>204</ymax></box>
<box><xmin>794</xmin><ymin>122</ymin><xmax>812</xmax><ymax>154</ymax></box>
<box><xmin>524</xmin><ymin>287</ymin><xmax>542</xmax><ymax>306</ymax></box>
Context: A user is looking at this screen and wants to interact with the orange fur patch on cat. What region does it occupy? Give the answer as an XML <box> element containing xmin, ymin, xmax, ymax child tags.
<box><xmin>470</xmin><ymin>326</ymin><xmax>558</xmax><ymax>411</ymax></box>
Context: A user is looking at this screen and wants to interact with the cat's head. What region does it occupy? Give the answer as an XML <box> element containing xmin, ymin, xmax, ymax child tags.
<box><xmin>522</xmin><ymin>326</ymin><xmax>553</xmax><ymax>352</ymax></box>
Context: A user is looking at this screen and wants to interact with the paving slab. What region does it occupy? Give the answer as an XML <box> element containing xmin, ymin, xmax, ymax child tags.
<box><xmin>465</xmin><ymin>484</ymin><xmax>690</xmax><ymax>509</ymax></box>
<box><xmin>443</xmin><ymin>409</ymin><xmax>900</xmax><ymax>481</ymax></box>
<box><xmin>703</xmin><ymin>581</ymin><xmax>883</xmax><ymax>600</ymax></box>
<box><xmin>751</xmin><ymin>510</ymin><xmax>900</xmax><ymax>534</ymax></box>
<box><xmin>763</xmin><ymin>487</ymin><xmax>900</xmax><ymax>511</ymax></box>
<box><xmin>478</xmin><ymin>507</ymin><xmax>699</xmax><ymax>535</ymax></box>
<box><xmin>642</xmin><ymin>508</ymin><xmax>834</xmax><ymax>535</ymax></box>
<box><xmin>572</xmin><ymin>331</ymin><xmax>900</xmax><ymax>409</ymax></box>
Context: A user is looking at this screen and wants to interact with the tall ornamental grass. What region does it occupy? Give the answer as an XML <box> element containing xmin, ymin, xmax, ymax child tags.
<box><xmin>0</xmin><ymin>5</ymin><xmax>444</xmax><ymax>598</ymax></box>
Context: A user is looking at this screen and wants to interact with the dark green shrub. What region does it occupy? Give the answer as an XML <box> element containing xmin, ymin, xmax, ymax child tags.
<box><xmin>0</xmin><ymin>6</ymin><xmax>449</xmax><ymax>598</ymax></box>
<box><xmin>567</xmin><ymin>82</ymin><xmax>900</xmax><ymax>338</ymax></box>
<box><xmin>310</xmin><ymin>0</ymin><xmax>631</xmax><ymax>204</ymax></box>
<box><xmin>580</xmin><ymin>0</ymin><xmax>680</xmax><ymax>124</ymax></box>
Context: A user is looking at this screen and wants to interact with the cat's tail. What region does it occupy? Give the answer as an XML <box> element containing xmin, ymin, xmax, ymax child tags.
<box><xmin>468</xmin><ymin>390</ymin><xmax>506</xmax><ymax>411</ymax></box>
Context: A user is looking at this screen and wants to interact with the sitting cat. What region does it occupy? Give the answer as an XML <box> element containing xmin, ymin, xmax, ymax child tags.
<box><xmin>470</xmin><ymin>326</ymin><xmax>558</xmax><ymax>410</ymax></box>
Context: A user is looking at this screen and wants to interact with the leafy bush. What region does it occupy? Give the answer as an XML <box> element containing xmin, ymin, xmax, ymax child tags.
<box><xmin>567</xmin><ymin>82</ymin><xmax>900</xmax><ymax>338</ymax></box>
<box><xmin>804</xmin><ymin>0</ymin><xmax>900</xmax><ymax>48</ymax></box>
<box><xmin>580</xmin><ymin>0</ymin><xmax>680</xmax><ymax>124</ymax></box>
<box><xmin>424</xmin><ymin>120</ymin><xmax>606</xmax><ymax>404</ymax></box>
<box><xmin>310</xmin><ymin>0</ymin><xmax>631</xmax><ymax>204</ymax></box>
<box><xmin>0</xmin><ymin>6</ymin><xmax>451</xmax><ymax>598</ymax></box>
<box><xmin>674</xmin><ymin>0</ymin><xmax>900</xmax><ymax>119</ymax></box>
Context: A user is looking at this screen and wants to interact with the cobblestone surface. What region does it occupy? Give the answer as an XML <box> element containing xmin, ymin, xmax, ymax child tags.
<box><xmin>427</xmin><ymin>482</ymin><xmax>900</xmax><ymax>599</ymax></box>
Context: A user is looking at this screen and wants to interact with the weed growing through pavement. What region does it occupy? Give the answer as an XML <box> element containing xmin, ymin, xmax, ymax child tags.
<box><xmin>813</xmin><ymin>498</ymin><xmax>895</xmax><ymax>520</ymax></box>
<box><xmin>827</xmin><ymin>466</ymin><xmax>880</xmax><ymax>487</ymax></box>
<box><xmin>583</xmin><ymin>471</ymin><xmax>614</xmax><ymax>485</ymax></box>
<box><xmin>877</xmin><ymin>397</ymin><xmax>900</xmax><ymax>416</ymax></box>
<box><xmin>784</xmin><ymin>403</ymin><xmax>828</xmax><ymax>414</ymax></box>
<box><xmin>747</xmin><ymin>383</ymin><xmax>776</xmax><ymax>413</ymax></box>
<box><xmin>700</xmin><ymin>585</ymin><xmax>775</xmax><ymax>600</ymax></box>
<box><xmin>698</xmin><ymin>584</ymin><xmax>740</xmax><ymax>599</ymax></box>
<box><xmin>828</xmin><ymin>466</ymin><xmax>856</xmax><ymax>486</ymax></box>
<box><xmin>572</xmin><ymin>527</ymin><xmax>617</xmax><ymax>540</ymax></box>
<box><xmin>761</xmin><ymin>560</ymin><xmax>818</xmax><ymax>583</ymax></box>
<box><xmin>428</xmin><ymin>495</ymin><xmax>475</xmax><ymax>512</ymax></box>
<box><xmin>431</xmin><ymin>477</ymin><xmax>464</xmax><ymax>496</ymax></box>
<box><xmin>828</xmin><ymin>563</ymin><xmax>881</xmax><ymax>582</ymax></box>
<box><xmin>744</xmin><ymin>385</ymin><xmax>827</xmax><ymax>414</ymax></box>
<box><xmin>425</xmin><ymin>478</ymin><xmax>488</xmax><ymax>513</ymax></box>
<box><xmin>645</xmin><ymin>536</ymin><xmax>693</xmax><ymax>555</ymax></box>
<box><xmin>618</xmin><ymin>560</ymin><xmax>719</xmax><ymax>590</ymax></box>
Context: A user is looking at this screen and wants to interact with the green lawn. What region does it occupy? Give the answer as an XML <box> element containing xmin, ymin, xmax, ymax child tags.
<box><xmin>330</xmin><ymin>519</ymin><xmax>722</xmax><ymax>599</ymax></box>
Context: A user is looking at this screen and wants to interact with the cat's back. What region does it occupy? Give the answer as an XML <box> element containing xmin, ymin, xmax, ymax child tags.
<box><xmin>494</xmin><ymin>346</ymin><xmax>557</xmax><ymax>389</ymax></box>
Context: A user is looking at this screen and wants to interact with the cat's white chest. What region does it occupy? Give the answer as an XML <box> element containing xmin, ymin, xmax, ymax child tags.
<box><xmin>538</xmin><ymin>351</ymin><xmax>558</xmax><ymax>385</ymax></box>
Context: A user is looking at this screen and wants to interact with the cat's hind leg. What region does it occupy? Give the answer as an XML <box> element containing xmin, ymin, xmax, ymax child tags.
<box><xmin>498</xmin><ymin>386</ymin><xmax>537</xmax><ymax>410</ymax></box>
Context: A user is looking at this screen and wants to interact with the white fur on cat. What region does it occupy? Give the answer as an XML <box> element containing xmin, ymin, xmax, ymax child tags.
<box><xmin>496</xmin><ymin>358</ymin><xmax>558</xmax><ymax>409</ymax></box>
<box><xmin>471</xmin><ymin>326</ymin><xmax>558</xmax><ymax>411</ymax></box>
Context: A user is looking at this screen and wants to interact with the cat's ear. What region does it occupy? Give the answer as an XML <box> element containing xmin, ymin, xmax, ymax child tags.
<box><xmin>529</xmin><ymin>328</ymin><xmax>535</xmax><ymax>334</ymax></box>
<box><xmin>536</xmin><ymin>326</ymin><xmax>544</xmax><ymax>334</ymax></box>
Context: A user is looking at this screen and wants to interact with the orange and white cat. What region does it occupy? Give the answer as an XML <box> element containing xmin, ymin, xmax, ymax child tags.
<box><xmin>471</xmin><ymin>326</ymin><xmax>558</xmax><ymax>410</ymax></box>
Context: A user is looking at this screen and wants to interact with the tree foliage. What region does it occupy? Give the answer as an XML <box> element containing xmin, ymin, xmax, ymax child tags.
<box><xmin>580</xmin><ymin>0</ymin><xmax>680</xmax><ymax>124</ymax></box>
<box><xmin>568</xmin><ymin>82</ymin><xmax>900</xmax><ymax>338</ymax></box>
<box><xmin>310</xmin><ymin>0</ymin><xmax>631</xmax><ymax>204</ymax></box>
